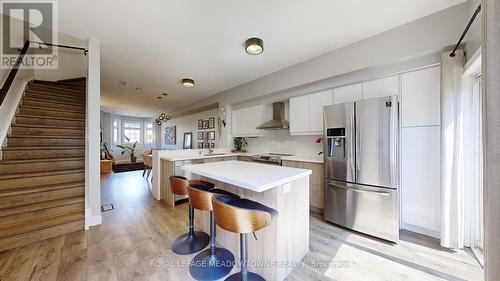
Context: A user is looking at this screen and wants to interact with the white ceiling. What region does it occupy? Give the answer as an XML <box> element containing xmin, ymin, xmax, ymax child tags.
<box><xmin>58</xmin><ymin>0</ymin><xmax>464</xmax><ymax>117</ymax></box>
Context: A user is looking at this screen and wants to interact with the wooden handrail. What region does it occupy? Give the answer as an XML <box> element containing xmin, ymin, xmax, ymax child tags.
<box><xmin>0</xmin><ymin>40</ymin><xmax>30</xmax><ymax>105</ymax></box>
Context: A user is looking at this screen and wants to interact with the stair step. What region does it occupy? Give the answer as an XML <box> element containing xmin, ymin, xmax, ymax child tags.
<box><xmin>18</xmin><ymin>106</ymin><xmax>85</xmax><ymax>119</ymax></box>
<box><xmin>26</xmin><ymin>90</ymin><xmax>86</xmax><ymax>104</ymax></box>
<box><xmin>0</xmin><ymin>196</ymin><xmax>84</xmax><ymax>218</ymax></box>
<box><xmin>0</xmin><ymin>181</ymin><xmax>84</xmax><ymax>199</ymax></box>
<box><xmin>22</xmin><ymin>98</ymin><xmax>85</xmax><ymax>112</ymax></box>
<box><xmin>1</xmin><ymin>146</ymin><xmax>85</xmax><ymax>160</ymax></box>
<box><xmin>0</xmin><ymin>201</ymin><xmax>84</xmax><ymax>229</ymax></box>
<box><xmin>0</xmin><ymin>185</ymin><xmax>84</xmax><ymax>209</ymax></box>
<box><xmin>0</xmin><ymin>157</ymin><xmax>84</xmax><ymax>174</ymax></box>
<box><xmin>15</xmin><ymin>115</ymin><xmax>85</xmax><ymax>127</ymax></box>
<box><xmin>29</xmin><ymin>81</ymin><xmax>86</xmax><ymax>93</ymax></box>
<box><xmin>11</xmin><ymin>124</ymin><xmax>85</xmax><ymax>137</ymax></box>
<box><xmin>0</xmin><ymin>210</ymin><xmax>84</xmax><ymax>239</ymax></box>
<box><xmin>0</xmin><ymin>219</ymin><xmax>84</xmax><ymax>252</ymax></box>
<box><xmin>23</xmin><ymin>96</ymin><xmax>86</xmax><ymax>107</ymax></box>
<box><xmin>0</xmin><ymin>168</ymin><xmax>84</xmax><ymax>182</ymax></box>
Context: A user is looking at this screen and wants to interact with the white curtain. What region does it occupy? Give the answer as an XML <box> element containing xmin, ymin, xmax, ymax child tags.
<box><xmin>440</xmin><ymin>50</ymin><xmax>465</xmax><ymax>249</ymax></box>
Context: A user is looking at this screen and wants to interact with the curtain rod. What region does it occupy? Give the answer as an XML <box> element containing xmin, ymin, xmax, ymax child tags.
<box><xmin>450</xmin><ymin>4</ymin><xmax>481</xmax><ymax>57</ymax></box>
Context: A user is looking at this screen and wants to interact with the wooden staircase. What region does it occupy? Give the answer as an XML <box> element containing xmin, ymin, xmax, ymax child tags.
<box><xmin>0</xmin><ymin>78</ymin><xmax>86</xmax><ymax>251</ymax></box>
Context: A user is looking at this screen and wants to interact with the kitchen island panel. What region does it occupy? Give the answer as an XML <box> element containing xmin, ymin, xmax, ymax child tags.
<box><xmin>192</xmin><ymin>175</ymin><xmax>309</xmax><ymax>281</ymax></box>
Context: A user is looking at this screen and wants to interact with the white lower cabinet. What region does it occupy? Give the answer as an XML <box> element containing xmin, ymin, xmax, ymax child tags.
<box><xmin>401</xmin><ymin>126</ymin><xmax>441</xmax><ymax>238</ymax></box>
<box><xmin>231</xmin><ymin>105</ymin><xmax>264</xmax><ymax>137</ymax></box>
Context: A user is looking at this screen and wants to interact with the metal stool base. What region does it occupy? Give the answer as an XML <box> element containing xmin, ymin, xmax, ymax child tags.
<box><xmin>171</xmin><ymin>231</ymin><xmax>210</xmax><ymax>255</ymax></box>
<box><xmin>225</xmin><ymin>271</ymin><xmax>265</xmax><ymax>281</ymax></box>
<box><xmin>189</xmin><ymin>247</ymin><xmax>235</xmax><ymax>280</ymax></box>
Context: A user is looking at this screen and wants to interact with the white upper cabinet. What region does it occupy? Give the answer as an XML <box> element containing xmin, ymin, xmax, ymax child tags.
<box><xmin>289</xmin><ymin>95</ymin><xmax>310</xmax><ymax>134</ymax></box>
<box><xmin>401</xmin><ymin>66</ymin><xmax>441</xmax><ymax>127</ymax></box>
<box><xmin>289</xmin><ymin>89</ymin><xmax>333</xmax><ymax>135</ymax></box>
<box><xmin>309</xmin><ymin>90</ymin><xmax>333</xmax><ymax>133</ymax></box>
<box><xmin>333</xmin><ymin>83</ymin><xmax>362</xmax><ymax>104</ymax></box>
<box><xmin>362</xmin><ymin>75</ymin><xmax>399</xmax><ymax>99</ymax></box>
<box><xmin>231</xmin><ymin>105</ymin><xmax>264</xmax><ymax>137</ymax></box>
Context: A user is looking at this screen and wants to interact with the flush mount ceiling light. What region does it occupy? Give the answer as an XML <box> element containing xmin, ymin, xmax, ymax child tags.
<box><xmin>162</xmin><ymin>92</ymin><xmax>168</xmax><ymax>96</ymax></box>
<box><xmin>182</xmin><ymin>78</ymin><xmax>195</xmax><ymax>87</ymax></box>
<box><xmin>245</xmin><ymin>37</ymin><xmax>264</xmax><ymax>55</ymax></box>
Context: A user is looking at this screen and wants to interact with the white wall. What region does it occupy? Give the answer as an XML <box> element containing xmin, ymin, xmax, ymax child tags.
<box><xmin>244</xmin><ymin>131</ymin><xmax>322</xmax><ymax>156</ymax></box>
<box><xmin>34</xmin><ymin>50</ymin><xmax>87</xmax><ymax>81</ymax></box>
<box><xmin>86</xmin><ymin>38</ymin><xmax>101</xmax><ymax>229</ymax></box>
<box><xmin>161</xmin><ymin>108</ymin><xmax>220</xmax><ymax>150</ymax></box>
<box><xmin>100</xmin><ymin>111</ymin><xmax>157</xmax><ymax>163</ymax></box>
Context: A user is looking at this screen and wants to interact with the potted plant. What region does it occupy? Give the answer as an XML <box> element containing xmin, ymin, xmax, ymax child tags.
<box><xmin>233</xmin><ymin>137</ymin><xmax>248</xmax><ymax>151</ymax></box>
<box><xmin>117</xmin><ymin>135</ymin><xmax>138</xmax><ymax>163</ymax></box>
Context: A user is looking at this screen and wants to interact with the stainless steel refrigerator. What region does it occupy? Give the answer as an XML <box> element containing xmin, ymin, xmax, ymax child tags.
<box><xmin>323</xmin><ymin>96</ymin><xmax>399</xmax><ymax>242</ymax></box>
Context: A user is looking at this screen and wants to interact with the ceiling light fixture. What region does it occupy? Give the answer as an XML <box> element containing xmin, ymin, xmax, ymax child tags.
<box><xmin>157</xmin><ymin>96</ymin><xmax>162</xmax><ymax>99</ymax></box>
<box><xmin>182</xmin><ymin>78</ymin><xmax>195</xmax><ymax>87</ymax></box>
<box><xmin>245</xmin><ymin>37</ymin><xmax>264</xmax><ymax>55</ymax></box>
<box><xmin>162</xmin><ymin>92</ymin><xmax>168</xmax><ymax>96</ymax></box>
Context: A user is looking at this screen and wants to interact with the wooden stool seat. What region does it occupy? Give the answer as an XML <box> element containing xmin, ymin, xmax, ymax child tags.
<box><xmin>188</xmin><ymin>186</ymin><xmax>239</xmax><ymax>281</ymax></box>
<box><xmin>168</xmin><ymin>176</ymin><xmax>214</xmax><ymax>255</ymax></box>
<box><xmin>212</xmin><ymin>195</ymin><xmax>279</xmax><ymax>281</ymax></box>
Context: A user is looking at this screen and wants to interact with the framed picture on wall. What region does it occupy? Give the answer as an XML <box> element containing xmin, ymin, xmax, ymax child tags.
<box><xmin>197</xmin><ymin>132</ymin><xmax>203</xmax><ymax>140</ymax></box>
<box><xmin>209</xmin><ymin>131</ymin><xmax>215</xmax><ymax>140</ymax></box>
<box><xmin>210</xmin><ymin>142</ymin><xmax>215</xmax><ymax>148</ymax></box>
<box><xmin>203</xmin><ymin>131</ymin><xmax>209</xmax><ymax>140</ymax></box>
<box><xmin>203</xmin><ymin>120</ymin><xmax>209</xmax><ymax>129</ymax></box>
<box><xmin>203</xmin><ymin>142</ymin><xmax>209</xmax><ymax>148</ymax></box>
<box><xmin>198</xmin><ymin>142</ymin><xmax>203</xmax><ymax>149</ymax></box>
<box><xmin>198</xmin><ymin>119</ymin><xmax>203</xmax><ymax>130</ymax></box>
<box><xmin>208</xmin><ymin>117</ymin><xmax>215</xmax><ymax>129</ymax></box>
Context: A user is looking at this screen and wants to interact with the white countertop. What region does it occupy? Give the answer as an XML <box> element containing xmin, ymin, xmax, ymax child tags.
<box><xmin>182</xmin><ymin>160</ymin><xmax>312</xmax><ymax>192</ymax></box>
<box><xmin>156</xmin><ymin>149</ymin><xmax>323</xmax><ymax>163</ymax></box>
<box><xmin>281</xmin><ymin>155</ymin><xmax>324</xmax><ymax>164</ymax></box>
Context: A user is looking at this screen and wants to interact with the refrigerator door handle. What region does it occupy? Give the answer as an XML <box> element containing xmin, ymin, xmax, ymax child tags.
<box><xmin>355</xmin><ymin>110</ymin><xmax>360</xmax><ymax>180</ymax></box>
<box><xmin>328</xmin><ymin>180</ymin><xmax>391</xmax><ymax>196</ymax></box>
<box><xmin>389</xmin><ymin>97</ymin><xmax>398</xmax><ymax>188</ymax></box>
<box><xmin>350</xmin><ymin>112</ymin><xmax>356</xmax><ymax>181</ymax></box>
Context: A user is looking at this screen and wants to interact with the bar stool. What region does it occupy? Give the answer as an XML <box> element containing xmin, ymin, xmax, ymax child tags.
<box><xmin>211</xmin><ymin>195</ymin><xmax>279</xmax><ymax>281</ymax></box>
<box><xmin>170</xmin><ymin>176</ymin><xmax>214</xmax><ymax>255</ymax></box>
<box><xmin>188</xmin><ymin>185</ymin><xmax>240</xmax><ymax>281</ymax></box>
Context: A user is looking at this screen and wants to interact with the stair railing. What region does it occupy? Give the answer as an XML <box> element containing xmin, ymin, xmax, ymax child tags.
<box><xmin>0</xmin><ymin>40</ymin><xmax>30</xmax><ymax>105</ymax></box>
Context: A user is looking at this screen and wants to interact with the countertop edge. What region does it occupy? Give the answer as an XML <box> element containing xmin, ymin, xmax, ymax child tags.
<box><xmin>182</xmin><ymin>165</ymin><xmax>312</xmax><ymax>192</ymax></box>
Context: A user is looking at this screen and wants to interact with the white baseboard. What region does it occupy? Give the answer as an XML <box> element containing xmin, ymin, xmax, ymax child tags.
<box><xmin>402</xmin><ymin>222</ymin><xmax>440</xmax><ymax>239</ymax></box>
<box><xmin>85</xmin><ymin>211</ymin><xmax>102</xmax><ymax>230</ymax></box>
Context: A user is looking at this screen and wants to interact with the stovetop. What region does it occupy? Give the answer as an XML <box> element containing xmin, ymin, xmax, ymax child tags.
<box><xmin>251</xmin><ymin>153</ymin><xmax>295</xmax><ymax>165</ymax></box>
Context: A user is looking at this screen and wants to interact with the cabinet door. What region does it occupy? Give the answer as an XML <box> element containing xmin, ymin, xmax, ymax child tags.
<box><xmin>232</xmin><ymin>105</ymin><xmax>263</xmax><ymax>137</ymax></box>
<box><xmin>309</xmin><ymin>90</ymin><xmax>333</xmax><ymax>133</ymax></box>
<box><xmin>363</xmin><ymin>75</ymin><xmax>399</xmax><ymax>99</ymax></box>
<box><xmin>401</xmin><ymin>66</ymin><xmax>441</xmax><ymax>127</ymax></box>
<box><xmin>289</xmin><ymin>95</ymin><xmax>310</xmax><ymax>134</ymax></box>
<box><xmin>401</xmin><ymin>126</ymin><xmax>441</xmax><ymax>237</ymax></box>
<box><xmin>231</xmin><ymin>108</ymin><xmax>241</xmax><ymax>136</ymax></box>
<box><xmin>333</xmin><ymin>83</ymin><xmax>362</xmax><ymax>104</ymax></box>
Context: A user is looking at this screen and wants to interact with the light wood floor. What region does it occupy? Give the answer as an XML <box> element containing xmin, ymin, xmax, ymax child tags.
<box><xmin>0</xmin><ymin>170</ymin><xmax>483</xmax><ymax>281</ymax></box>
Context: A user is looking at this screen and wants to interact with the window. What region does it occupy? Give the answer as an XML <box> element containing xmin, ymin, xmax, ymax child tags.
<box><xmin>123</xmin><ymin>121</ymin><xmax>141</xmax><ymax>143</ymax></box>
<box><xmin>112</xmin><ymin>119</ymin><xmax>121</xmax><ymax>144</ymax></box>
<box><xmin>144</xmin><ymin>122</ymin><xmax>154</xmax><ymax>145</ymax></box>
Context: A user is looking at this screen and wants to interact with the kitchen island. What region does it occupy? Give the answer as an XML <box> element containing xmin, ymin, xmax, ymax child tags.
<box><xmin>183</xmin><ymin>160</ymin><xmax>311</xmax><ymax>281</ymax></box>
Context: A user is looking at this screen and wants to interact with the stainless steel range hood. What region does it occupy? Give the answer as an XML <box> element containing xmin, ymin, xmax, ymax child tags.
<box><xmin>256</xmin><ymin>102</ymin><xmax>289</xmax><ymax>130</ymax></box>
